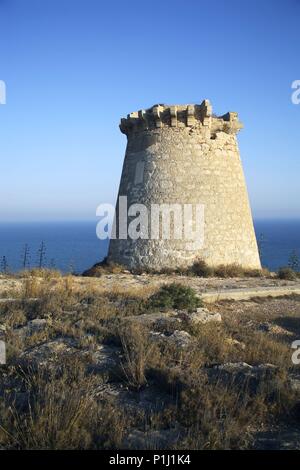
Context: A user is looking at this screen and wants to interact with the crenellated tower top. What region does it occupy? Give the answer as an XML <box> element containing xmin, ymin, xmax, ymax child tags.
<box><xmin>120</xmin><ymin>99</ymin><xmax>243</xmax><ymax>137</ymax></box>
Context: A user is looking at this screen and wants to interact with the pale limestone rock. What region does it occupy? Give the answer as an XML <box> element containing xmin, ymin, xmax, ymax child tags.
<box><xmin>207</xmin><ymin>362</ymin><xmax>279</xmax><ymax>393</ymax></box>
<box><xmin>28</xmin><ymin>318</ymin><xmax>48</xmax><ymax>332</ymax></box>
<box><xmin>150</xmin><ymin>330</ymin><xmax>191</xmax><ymax>348</ymax></box>
<box><xmin>188</xmin><ymin>308</ymin><xmax>222</xmax><ymax>324</ymax></box>
<box><xmin>14</xmin><ymin>318</ymin><xmax>48</xmax><ymax>339</ymax></box>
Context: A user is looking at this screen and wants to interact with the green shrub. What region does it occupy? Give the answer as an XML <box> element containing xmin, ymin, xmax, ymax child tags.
<box><xmin>278</xmin><ymin>267</ymin><xmax>298</xmax><ymax>281</ymax></box>
<box><xmin>148</xmin><ymin>283</ymin><xmax>201</xmax><ymax>312</ymax></box>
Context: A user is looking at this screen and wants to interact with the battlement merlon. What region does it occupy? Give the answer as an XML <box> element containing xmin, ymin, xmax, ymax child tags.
<box><xmin>119</xmin><ymin>100</ymin><xmax>243</xmax><ymax>136</ymax></box>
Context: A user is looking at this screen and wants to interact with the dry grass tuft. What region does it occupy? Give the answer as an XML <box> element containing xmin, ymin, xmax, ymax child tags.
<box><xmin>19</xmin><ymin>268</ymin><xmax>62</xmax><ymax>280</ymax></box>
<box><xmin>119</xmin><ymin>323</ymin><xmax>158</xmax><ymax>390</ymax></box>
<box><xmin>0</xmin><ymin>360</ymin><xmax>127</xmax><ymax>450</ymax></box>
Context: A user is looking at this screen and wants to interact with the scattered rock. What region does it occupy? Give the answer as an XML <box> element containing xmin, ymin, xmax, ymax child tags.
<box><xmin>13</xmin><ymin>318</ymin><xmax>49</xmax><ymax>339</ymax></box>
<box><xmin>170</xmin><ymin>330</ymin><xmax>192</xmax><ymax>348</ymax></box>
<box><xmin>20</xmin><ymin>338</ymin><xmax>77</xmax><ymax>366</ymax></box>
<box><xmin>150</xmin><ymin>330</ymin><xmax>192</xmax><ymax>348</ymax></box>
<box><xmin>216</xmin><ymin>362</ymin><xmax>252</xmax><ymax>372</ymax></box>
<box><xmin>206</xmin><ymin>362</ymin><xmax>279</xmax><ymax>393</ymax></box>
<box><xmin>187</xmin><ymin>308</ymin><xmax>222</xmax><ymax>324</ymax></box>
<box><xmin>257</xmin><ymin>322</ymin><xmax>293</xmax><ymax>337</ymax></box>
<box><xmin>87</xmin><ymin>344</ymin><xmax>121</xmax><ymax>373</ymax></box>
<box><xmin>27</xmin><ymin>318</ymin><xmax>48</xmax><ymax>332</ymax></box>
<box><xmin>19</xmin><ymin>337</ymin><xmax>122</xmax><ymax>375</ymax></box>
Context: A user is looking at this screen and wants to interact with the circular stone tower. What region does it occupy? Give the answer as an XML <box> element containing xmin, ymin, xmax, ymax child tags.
<box><xmin>108</xmin><ymin>100</ymin><xmax>261</xmax><ymax>271</ymax></box>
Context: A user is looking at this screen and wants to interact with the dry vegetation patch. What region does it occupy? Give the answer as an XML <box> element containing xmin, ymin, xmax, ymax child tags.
<box><xmin>1</xmin><ymin>275</ymin><xmax>300</xmax><ymax>449</ymax></box>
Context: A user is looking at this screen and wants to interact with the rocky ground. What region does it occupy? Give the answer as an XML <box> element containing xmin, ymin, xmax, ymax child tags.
<box><xmin>1</xmin><ymin>271</ymin><xmax>299</xmax><ymax>298</ymax></box>
<box><xmin>1</xmin><ymin>271</ymin><xmax>300</xmax><ymax>449</ymax></box>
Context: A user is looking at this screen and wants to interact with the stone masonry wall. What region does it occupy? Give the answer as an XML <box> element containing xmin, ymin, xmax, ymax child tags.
<box><xmin>108</xmin><ymin>101</ymin><xmax>261</xmax><ymax>270</ymax></box>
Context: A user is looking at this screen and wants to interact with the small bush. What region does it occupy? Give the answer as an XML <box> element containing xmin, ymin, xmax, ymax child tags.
<box><xmin>189</xmin><ymin>260</ymin><xmax>267</xmax><ymax>278</ymax></box>
<box><xmin>148</xmin><ymin>283</ymin><xmax>201</xmax><ymax>312</ymax></box>
<box><xmin>214</xmin><ymin>263</ymin><xmax>245</xmax><ymax>278</ymax></box>
<box><xmin>278</xmin><ymin>267</ymin><xmax>298</xmax><ymax>281</ymax></box>
<box><xmin>82</xmin><ymin>259</ymin><xmax>125</xmax><ymax>277</ymax></box>
<box><xmin>245</xmin><ymin>268</ymin><xmax>270</xmax><ymax>278</ymax></box>
<box><xmin>191</xmin><ymin>259</ymin><xmax>214</xmax><ymax>277</ymax></box>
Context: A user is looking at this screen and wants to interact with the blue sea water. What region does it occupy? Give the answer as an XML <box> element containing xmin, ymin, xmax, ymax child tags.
<box><xmin>254</xmin><ymin>219</ymin><xmax>300</xmax><ymax>271</ymax></box>
<box><xmin>0</xmin><ymin>219</ymin><xmax>299</xmax><ymax>273</ymax></box>
<box><xmin>0</xmin><ymin>221</ymin><xmax>108</xmax><ymax>274</ymax></box>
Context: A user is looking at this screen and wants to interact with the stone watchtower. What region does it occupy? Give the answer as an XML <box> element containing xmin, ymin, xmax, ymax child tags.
<box><xmin>108</xmin><ymin>100</ymin><xmax>261</xmax><ymax>271</ymax></box>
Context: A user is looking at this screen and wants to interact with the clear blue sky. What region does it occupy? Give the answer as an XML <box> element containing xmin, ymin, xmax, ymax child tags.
<box><xmin>0</xmin><ymin>0</ymin><xmax>299</xmax><ymax>221</ymax></box>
